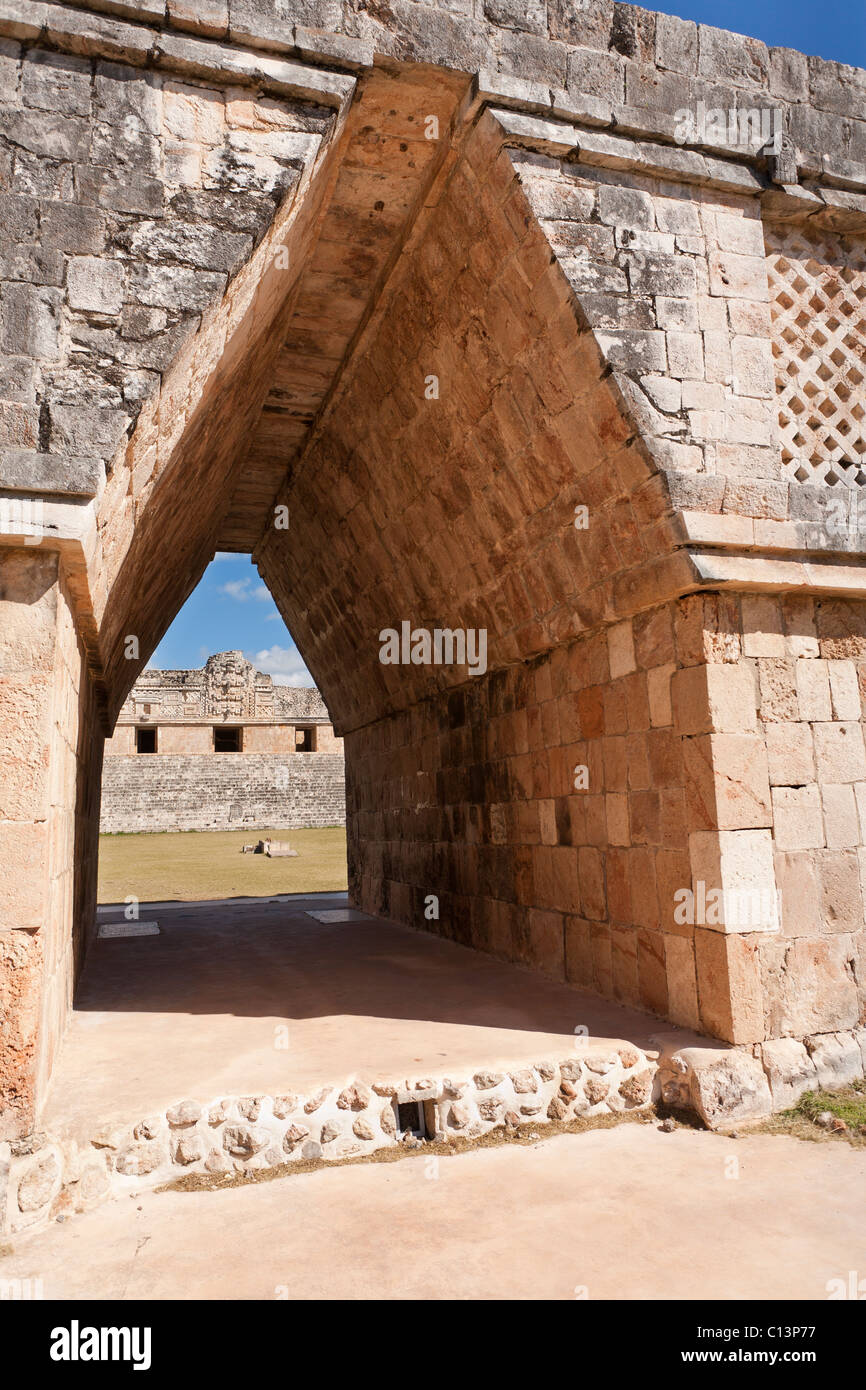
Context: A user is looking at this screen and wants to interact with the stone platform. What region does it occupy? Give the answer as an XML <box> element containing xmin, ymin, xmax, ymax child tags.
<box><xmin>5</xmin><ymin>892</ymin><xmax>861</xmax><ymax>1234</ymax></box>
<box><xmin>4</xmin><ymin>892</ymin><xmax>677</xmax><ymax>1230</ymax></box>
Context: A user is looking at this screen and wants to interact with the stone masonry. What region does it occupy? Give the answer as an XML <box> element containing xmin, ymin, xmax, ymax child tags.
<box><xmin>3</xmin><ymin>1</ymin><xmax>866</xmax><ymax>1149</ymax></box>
<box><xmin>100</xmin><ymin>650</ymin><xmax>345</xmax><ymax>831</ymax></box>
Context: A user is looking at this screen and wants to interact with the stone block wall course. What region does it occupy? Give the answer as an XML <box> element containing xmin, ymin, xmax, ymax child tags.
<box><xmin>100</xmin><ymin>751</ymin><xmax>345</xmax><ymax>832</ymax></box>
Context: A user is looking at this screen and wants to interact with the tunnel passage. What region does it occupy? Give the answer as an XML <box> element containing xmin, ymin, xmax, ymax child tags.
<box><xmin>3</xmin><ymin>6</ymin><xmax>866</xmax><ymax>1143</ymax></box>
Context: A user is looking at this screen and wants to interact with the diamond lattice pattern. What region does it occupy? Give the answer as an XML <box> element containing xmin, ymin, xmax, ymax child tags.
<box><xmin>766</xmin><ymin>225</ymin><xmax>866</xmax><ymax>486</ymax></box>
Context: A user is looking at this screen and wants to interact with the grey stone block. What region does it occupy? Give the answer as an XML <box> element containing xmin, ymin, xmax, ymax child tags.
<box><xmin>67</xmin><ymin>256</ymin><xmax>125</xmax><ymax>314</ymax></box>
<box><xmin>75</xmin><ymin>165</ymin><xmax>165</xmax><ymax>216</ymax></box>
<box><xmin>0</xmin><ymin>244</ymin><xmax>65</xmax><ymax>287</ymax></box>
<box><xmin>768</xmin><ymin>46</ymin><xmax>808</xmax><ymax>102</ymax></box>
<box><xmin>114</xmin><ymin>221</ymin><xmax>253</xmax><ymax>277</ymax></box>
<box><xmin>548</xmin><ymin>0</ymin><xmax>613</xmax><ymax>48</ymax></box>
<box><xmin>93</xmin><ymin>61</ymin><xmax>161</xmax><ymax>135</ymax></box>
<box><xmin>808</xmin><ymin>56</ymin><xmax>866</xmax><ymax>117</ymax></box>
<box><xmin>126</xmin><ymin>263</ymin><xmax>227</xmax><ymax>312</ymax></box>
<box><xmin>0</xmin><ymin>449</ymin><xmax>102</xmax><ymax>497</ymax></box>
<box><xmin>49</xmin><ymin>404</ymin><xmax>129</xmax><ymax>458</ymax></box>
<box><xmin>655</xmin><ymin>11</ymin><xmax>697</xmax><ymax>75</ymax></box>
<box><xmin>0</xmin><ymin>194</ymin><xmax>39</xmax><ymax>243</ymax></box>
<box><xmin>0</xmin><ymin>283</ymin><xmax>63</xmax><ymax>359</ymax></box>
<box><xmin>0</xmin><ymin>356</ymin><xmax>36</xmax><ymax>404</ymax></box>
<box><xmin>610</xmin><ymin>3</ymin><xmax>656</xmax><ymax>63</ymax></box>
<box><xmin>483</xmin><ymin>0</ymin><xmax>546</xmax><ymax>39</ymax></box>
<box><xmin>594</xmin><ymin>327</ymin><xmax>667</xmax><ymax>373</ymax></box>
<box><xmin>39</xmin><ymin>202</ymin><xmax>106</xmax><ymax>255</ymax></box>
<box><xmin>626</xmin><ymin>252</ymin><xmax>696</xmax><ymax>298</ymax></box>
<box><xmin>21</xmin><ymin>49</ymin><xmax>92</xmax><ymax>117</ymax></box>
<box><xmin>697</xmin><ymin>23</ymin><xmax>769</xmax><ymax>89</ymax></box>
<box><xmin>0</xmin><ymin>110</ymin><xmax>90</xmax><ymax>162</ymax></box>
<box><xmin>566</xmin><ymin>47</ymin><xmax>625</xmax><ymax>104</ymax></box>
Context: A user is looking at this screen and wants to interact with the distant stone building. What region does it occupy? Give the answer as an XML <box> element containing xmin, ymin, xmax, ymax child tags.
<box><xmin>100</xmin><ymin>652</ymin><xmax>345</xmax><ymax>833</ymax></box>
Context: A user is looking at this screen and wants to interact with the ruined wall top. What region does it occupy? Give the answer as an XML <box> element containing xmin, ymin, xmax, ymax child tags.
<box><xmin>15</xmin><ymin>0</ymin><xmax>865</xmax><ymax>178</ymax></box>
<box><xmin>117</xmin><ymin>650</ymin><xmax>330</xmax><ymax>722</ymax></box>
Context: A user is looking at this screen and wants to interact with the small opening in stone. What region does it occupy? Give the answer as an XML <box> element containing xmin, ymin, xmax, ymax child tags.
<box><xmin>135</xmin><ymin>726</ymin><xmax>157</xmax><ymax>754</ymax></box>
<box><xmin>396</xmin><ymin>1100</ymin><xmax>432</xmax><ymax>1139</ymax></box>
<box><xmin>295</xmin><ymin>726</ymin><xmax>314</xmax><ymax>751</ymax></box>
<box><xmin>213</xmin><ymin>726</ymin><xmax>243</xmax><ymax>752</ymax></box>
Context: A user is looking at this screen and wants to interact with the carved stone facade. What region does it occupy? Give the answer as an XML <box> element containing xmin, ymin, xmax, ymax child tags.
<box><xmin>100</xmin><ymin>652</ymin><xmax>345</xmax><ymax>831</ymax></box>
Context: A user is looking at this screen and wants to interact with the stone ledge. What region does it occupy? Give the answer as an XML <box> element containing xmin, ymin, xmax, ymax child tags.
<box><xmin>656</xmin><ymin>1025</ymin><xmax>866</xmax><ymax>1129</ymax></box>
<box><xmin>6</xmin><ymin>3</ymin><xmax>866</xmax><ymax>195</ymax></box>
<box><xmin>9</xmin><ymin>1024</ymin><xmax>864</xmax><ymax>1230</ymax></box>
<box><xmin>0</xmin><ymin>451</ymin><xmax>102</xmax><ymax>498</ymax></box>
<box><xmin>0</xmin><ymin>1</ymin><xmax>359</xmax><ymax>105</ymax></box>
<box><xmin>4</xmin><ymin>1047</ymin><xmax>658</xmax><ymax>1233</ymax></box>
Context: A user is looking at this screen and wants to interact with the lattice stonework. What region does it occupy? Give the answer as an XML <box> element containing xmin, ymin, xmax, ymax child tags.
<box><xmin>765</xmin><ymin>225</ymin><xmax>866</xmax><ymax>486</ymax></box>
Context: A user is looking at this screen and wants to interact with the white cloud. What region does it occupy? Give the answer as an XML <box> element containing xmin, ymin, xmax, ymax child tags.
<box><xmin>218</xmin><ymin>577</ymin><xmax>272</xmax><ymax>603</ymax></box>
<box><xmin>250</xmin><ymin>644</ymin><xmax>314</xmax><ymax>687</ymax></box>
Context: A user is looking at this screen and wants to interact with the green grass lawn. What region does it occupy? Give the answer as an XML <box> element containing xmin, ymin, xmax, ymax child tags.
<box><xmin>97</xmin><ymin>825</ymin><xmax>348</xmax><ymax>904</ymax></box>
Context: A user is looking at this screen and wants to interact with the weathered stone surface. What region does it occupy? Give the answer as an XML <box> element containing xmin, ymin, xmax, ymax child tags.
<box><xmin>133</xmin><ymin>1117</ymin><xmax>161</xmax><ymax>1141</ymax></box>
<box><xmin>336</xmin><ymin>1083</ymin><xmax>371</xmax><ymax>1111</ymax></box>
<box><xmin>115</xmin><ymin>1143</ymin><xmax>165</xmax><ymax>1176</ymax></box>
<box><xmin>271</xmin><ymin>1094</ymin><xmax>297</xmax><ymax>1120</ymax></box>
<box><xmin>510</xmin><ymin>1069</ymin><xmax>537</xmax><ymax>1094</ymax></box>
<box><xmin>16</xmin><ymin>1152</ymin><xmax>59</xmax><ymax>1211</ymax></box>
<box><xmin>174</xmin><ymin>1132</ymin><xmax>206</xmax><ymax>1165</ymax></box>
<box><xmin>303</xmin><ymin>1089</ymin><xmax>332</xmax><ymax>1115</ymax></box>
<box><xmin>670</xmin><ymin>1046</ymin><xmax>773</xmax><ymax>1129</ymax></box>
<box><xmin>283</xmin><ymin>1124</ymin><xmax>310</xmax><ymax>1152</ymax></box>
<box><xmin>166</xmin><ymin>1100</ymin><xmax>201</xmax><ymax>1128</ymax></box>
<box><xmin>222</xmin><ymin>1124</ymin><xmax>268</xmax><ymax>1158</ymax></box>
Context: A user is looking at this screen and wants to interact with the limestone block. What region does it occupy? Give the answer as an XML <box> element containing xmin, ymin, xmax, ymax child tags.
<box><xmin>756</xmin><ymin>661</ymin><xmax>800</xmax><ymax>728</ymax></box>
<box><xmin>795</xmin><ymin>660</ymin><xmax>832</xmax><ymax>722</ymax></box>
<box><xmin>666</xmin><ymin>1044</ymin><xmax>773</xmax><ymax>1129</ymax></box>
<box><xmin>771</xmin><ymin>785</ymin><xmax>825</xmax><ymax>852</ymax></box>
<box><xmin>765</xmin><ymin>722</ymin><xmax>815</xmax><ymax>786</ymax></box>
<box><xmin>812</xmin><ymin>722</ymin><xmax>866</xmax><ymax>784</ymax></box>
<box><xmin>672</xmin><ymin>662</ymin><xmax>757</xmax><ymax>735</ymax></box>
<box><xmin>827</xmin><ymin>660</ymin><xmax>861</xmax><ymax>720</ymax></box>
<box><xmin>67</xmin><ymin>256</ymin><xmax>124</xmax><ymax>315</ymax></box>
<box><xmin>760</xmin><ymin>1037</ymin><xmax>816</xmax><ymax>1108</ymax></box>
<box><xmin>688</xmin><ymin>829</ymin><xmax>778</xmax><ymax>933</ymax></box>
<box><xmin>760</xmin><ymin>936</ymin><xmax>860</xmax><ymax>1036</ymax></box>
<box><xmin>742</xmin><ymin>595</ymin><xmax>785</xmax><ymax>657</ymax></box>
<box><xmin>804</xmin><ymin>1031</ymin><xmax>864</xmax><ymax>1090</ymax></box>
<box><xmin>774</xmin><ymin>850</ymin><xmax>822</xmax><ymax>938</ymax></box>
<box><xmin>821</xmin><ymin>784</ymin><xmax>860</xmax><ymax>850</ymax></box>
<box><xmin>607</xmin><ymin>619</ymin><xmax>636</xmax><ymax>678</ymax></box>
<box><xmin>819</xmin><ymin>850</ymin><xmax>864</xmax><ymax>933</ymax></box>
<box><xmin>664</xmin><ymin>935</ymin><xmax>700</xmax><ymax>1030</ymax></box>
<box><xmin>684</xmin><ymin>733</ymin><xmax>771</xmax><ymax>830</ymax></box>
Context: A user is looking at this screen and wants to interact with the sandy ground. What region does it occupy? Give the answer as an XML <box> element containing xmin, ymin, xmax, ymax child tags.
<box><xmin>4</xmin><ymin>1124</ymin><xmax>864</xmax><ymax>1301</ymax></box>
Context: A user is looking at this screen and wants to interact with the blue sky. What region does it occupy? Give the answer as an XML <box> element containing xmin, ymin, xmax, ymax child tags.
<box><xmin>657</xmin><ymin>0</ymin><xmax>865</xmax><ymax>65</ymax></box>
<box><xmin>154</xmin><ymin>0</ymin><xmax>862</xmax><ymax>685</ymax></box>
<box><xmin>150</xmin><ymin>553</ymin><xmax>313</xmax><ymax>686</ymax></box>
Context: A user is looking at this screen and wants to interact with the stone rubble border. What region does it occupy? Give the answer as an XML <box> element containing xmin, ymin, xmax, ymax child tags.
<box><xmin>3</xmin><ymin>1026</ymin><xmax>865</xmax><ymax>1235</ymax></box>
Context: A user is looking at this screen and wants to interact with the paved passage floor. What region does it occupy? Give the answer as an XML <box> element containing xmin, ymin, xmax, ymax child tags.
<box><xmin>4</xmin><ymin>1124</ymin><xmax>864</xmax><ymax>1300</ymax></box>
<box><xmin>44</xmin><ymin>893</ymin><xmax>690</xmax><ymax>1141</ymax></box>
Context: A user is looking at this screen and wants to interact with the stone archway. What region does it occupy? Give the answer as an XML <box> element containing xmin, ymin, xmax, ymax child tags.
<box><xmin>3</xmin><ymin>3</ymin><xmax>866</xmax><ymax>1150</ymax></box>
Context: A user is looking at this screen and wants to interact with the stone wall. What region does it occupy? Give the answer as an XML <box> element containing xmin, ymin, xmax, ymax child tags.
<box><xmin>100</xmin><ymin>750</ymin><xmax>345</xmax><ymax>833</ymax></box>
<box><xmin>3</xmin><ymin>0</ymin><xmax>866</xmax><ymax>1140</ymax></box>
